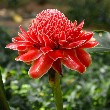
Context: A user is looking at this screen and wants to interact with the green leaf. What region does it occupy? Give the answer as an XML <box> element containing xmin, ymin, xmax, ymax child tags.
<box><xmin>87</xmin><ymin>30</ymin><xmax>110</xmax><ymax>53</ymax></box>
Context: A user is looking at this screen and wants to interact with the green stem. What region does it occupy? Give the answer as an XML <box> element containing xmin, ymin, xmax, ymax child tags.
<box><xmin>0</xmin><ymin>70</ymin><xmax>10</xmax><ymax>110</ymax></box>
<box><xmin>48</xmin><ymin>68</ymin><xmax>63</xmax><ymax>110</ymax></box>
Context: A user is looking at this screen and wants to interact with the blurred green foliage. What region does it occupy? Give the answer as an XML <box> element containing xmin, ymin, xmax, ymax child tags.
<box><xmin>67</xmin><ymin>0</ymin><xmax>110</xmax><ymax>29</ymax></box>
<box><xmin>0</xmin><ymin>27</ymin><xmax>16</xmax><ymax>66</ymax></box>
<box><xmin>0</xmin><ymin>0</ymin><xmax>110</xmax><ymax>109</ymax></box>
<box><xmin>87</xmin><ymin>31</ymin><xmax>110</xmax><ymax>53</ymax></box>
<box><xmin>0</xmin><ymin>28</ymin><xmax>110</xmax><ymax>110</ymax></box>
<box><xmin>1</xmin><ymin>0</ymin><xmax>110</xmax><ymax>29</ymax></box>
<box><xmin>2</xmin><ymin>0</ymin><xmax>48</xmax><ymax>9</ymax></box>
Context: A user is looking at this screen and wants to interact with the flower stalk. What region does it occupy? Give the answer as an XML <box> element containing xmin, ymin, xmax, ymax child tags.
<box><xmin>0</xmin><ymin>71</ymin><xmax>10</xmax><ymax>110</ymax></box>
<box><xmin>48</xmin><ymin>68</ymin><xmax>63</xmax><ymax>110</ymax></box>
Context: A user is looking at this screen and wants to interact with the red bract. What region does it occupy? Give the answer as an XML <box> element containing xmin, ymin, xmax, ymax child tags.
<box><xmin>6</xmin><ymin>9</ymin><xmax>99</xmax><ymax>79</ymax></box>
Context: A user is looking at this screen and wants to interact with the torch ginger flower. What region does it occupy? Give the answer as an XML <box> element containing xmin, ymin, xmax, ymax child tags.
<box><xmin>6</xmin><ymin>9</ymin><xmax>98</xmax><ymax>79</ymax></box>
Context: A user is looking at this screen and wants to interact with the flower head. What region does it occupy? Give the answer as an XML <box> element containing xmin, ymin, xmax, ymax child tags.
<box><xmin>6</xmin><ymin>9</ymin><xmax>98</xmax><ymax>79</ymax></box>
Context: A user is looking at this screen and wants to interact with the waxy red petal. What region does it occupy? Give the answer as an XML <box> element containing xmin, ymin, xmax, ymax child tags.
<box><xmin>59</xmin><ymin>31</ymin><xmax>67</xmax><ymax>46</ymax></box>
<box><xmin>40</xmin><ymin>46</ymin><xmax>53</xmax><ymax>54</ymax></box>
<box><xmin>6</xmin><ymin>42</ymin><xmax>33</xmax><ymax>50</ymax></box>
<box><xmin>17</xmin><ymin>46</ymin><xmax>27</xmax><ymax>51</ymax></box>
<box><xmin>28</xmin><ymin>54</ymin><xmax>53</xmax><ymax>79</ymax></box>
<box><xmin>19</xmin><ymin>25</ymin><xmax>35</xmax><ymax>43</ymax></box>
<box><xmin>12</xmin><ymin>36</ymin><xmax>23</xmax><ymax>43</ymax></box>
<box><xmin>76</xmin><ymin>32</ymin><xmax>93</xmax><ymax>42</ymax></box>
<box><xmin>18</xmin><ymin>32</ymin><xmax>27</xmax><ymax>41</ymax></box>
<box><xmin>75</xmin><ymin>20</ymin><xmax>84</xmax><ymax>31</ymax></box>
<box><xmin>72</xmin><ymin>20</ymin><xmax>84</xmax><ymax>38</ymax></box>
<box><xmin>62</xmin><ymin>49</ymin><xmax>85</xmax><ymax>73</ymax></box>
<box><xmin>60</xmin><ymin>31</ymin><xmax>66</xmax><ymax>40</ymax></box>
<box><xmin>37</xmin><ymin>33</ymin><xmax>45</xmax><ymax>45</ymax></box>
<box><xmin>43</xmin><ymin>34</ymin><xmax>53</xmax><ymax>47</ymax></box>
<box><xmin>6</xmin><ymin>43</ymin><xmax>18</xmax><ymax>50</ymax></box>
<box><xmin>28</xmin><ymin>32</ymin><xmax>39</xmax><ymax>43</ymax></box>
<box><xmin>19</xmin><ymin>26</ymin><xmax>29</xmax><ymax>40</ymax></box>
<box><xmin>80</xmin><ymin>41</ymin><xmax>99</xmax><ymax>48</ymax></box>
<box><xmin>52</xmin><ymin>59</ymin><xmax>62</xmax><ymax>75</ymax></box>
<box><xmin>59</xmin><ymin>40</ymin><xmax>68</xmax><ymax>46</ymax></box>
<box><xmin>18</xmin><ymin>51</ymin><xmax>27</xmax><ymax>56</ymax></box>
<box><xmin>48</xmin><ymin>50</ymin><xmax>64</xmax><ymax>61</ymax></box>
<box><xmin>63</xmin><ymin>40</ymin><xmax>86</xmax><ymax>49</ymax></box>
<box><xmin>75</xmin><ymin>49</ymin><xmax>91</xmax><ymax>67</ymax></box>
<box><xmin>15</xmin><ymin>49</ymin><xmax>42</xmax><ymax>62</ymax></box>
<box><xmin>72</xmin><ymin>20</ymin><xmax>77</xmax><ymax>27</ymax></box>
<box><xmin>19</xmin><ymin>25</ymin><xmax>28</xmax><ymax>37</ymax></box>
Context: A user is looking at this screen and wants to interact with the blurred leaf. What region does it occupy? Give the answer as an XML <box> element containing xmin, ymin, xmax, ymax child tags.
<box><xmin>12</xmin><ymin>13</ymin><xmax>23</xmax><ymax>23</ymax></box>
<box><xmin>67</xmin><ymin>0</ymin><xmax>110</xmax><ymax>28</ymax></box>
<box><xmin>87</xmin><ymin>30</ymin><xmax>110</xmax><ymax>53</ymax></box>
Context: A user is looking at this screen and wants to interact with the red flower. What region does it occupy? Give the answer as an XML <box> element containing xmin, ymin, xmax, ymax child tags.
<box><xmin>6</xmin><ymin>9</ymin><xmax>98</xmax><ymax>79</ymax></box>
